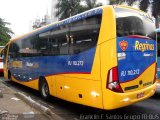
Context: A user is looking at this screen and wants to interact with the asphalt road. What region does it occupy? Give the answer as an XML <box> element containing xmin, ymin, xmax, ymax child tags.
<box><xmin>1</xmin><ymin>77</ymin><xmax>160</xmax><ymax>120</ymax></box>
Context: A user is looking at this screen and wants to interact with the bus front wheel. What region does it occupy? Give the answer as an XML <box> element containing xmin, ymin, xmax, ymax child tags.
<box><xmin>39</xmin><ymin>77</ymin><xmax>50</xmax><ymax>100</ymax></box>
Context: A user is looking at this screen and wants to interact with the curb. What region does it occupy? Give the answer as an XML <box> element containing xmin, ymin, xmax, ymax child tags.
<box><xmin>15</xmin><ymin>92</ymin><xmax>64</xmax><ymax>120</ymax></box>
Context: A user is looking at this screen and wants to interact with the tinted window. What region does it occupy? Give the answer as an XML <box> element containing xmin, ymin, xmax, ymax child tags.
<box><xmin>38</xmin><ymin>32</ymin><xmax>50</xmax><ymax>56</ymax></box>
<box><xmin>50</xmin><ymin>25</ymin><xmax>69</xmax><ymax>55</ymax></box>
<box><xmin>10</xmin><ymin>36</ymin><xmax>40</xmax><ymax>58</ymax></box>
<box><xmin>69</xmin><ymin>15</ymin><xmax>101</xmax><ymax>54</ymax></box>
<box><xmin>116</xmin><ymin>16</ymin><xmax>144</xmax><ymax>36</ymax></box>
<box><xmin>9</xmin><ymin>15</ymin><xmax>101</xmax><ymax>57</ymax></box>
<box><xmin>21</xmin><ymin>37</ymin><xmax>35</xmax><ymax>57</ymax></box>
<box><xmin>38</xmin><ymin>25</ymin><xmax>69</xmax><ymax>56</ymax></box>
<box><xmin>115</xmin><ymin>8</ymin><xmax>155</xmax><ymax>37</ymax></box>
<box><xmin>38</xmin><ymin>33</ymin><xmax>59</xmax><ymax>56</ymax></box>
<box><xmin>9</xmin><ymin>41</ymin><xmax>21</xmax><ymax>58</ymax></box>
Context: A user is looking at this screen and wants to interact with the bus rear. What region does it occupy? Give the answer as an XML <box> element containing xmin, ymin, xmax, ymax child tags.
<box><xmin>104</xmin><ymin>7</ymin><xmax>156</xmax><ymax>109</ymax></box>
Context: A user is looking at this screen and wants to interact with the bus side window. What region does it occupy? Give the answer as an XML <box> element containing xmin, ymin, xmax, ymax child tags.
<box><xmin>9</xmin><ymin>42</ymin><xmax>20</xmax><ymax>58</ymax></box>
<box><xmin>38</xmin><ymin>33</ymin><xmax>49</xmax><ymax>56</ymax></box>
<box><xmin>49</xmin><ymin>38</ymin><xmax>59</xmax><ymax>55</ymax></box>
<box><xmin>49</xmin><ymin>25</ymin><xmax>69</xmax><ymax>55</ymax></box>
<box><xmin>69</xmin><ymin>15</ymin><xmax>101</xmax><ymax>54</ymax></box>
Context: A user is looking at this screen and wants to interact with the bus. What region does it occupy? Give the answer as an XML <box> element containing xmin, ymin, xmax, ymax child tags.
<box><xmin>2</xmin><ymin>5</ymin><xmax>156</xmax><ymax>110</ymax></box>
<box><xmin>0</xmin><ymin>46</ymin><xmax>4</xmax><ymax>73</ymax></box>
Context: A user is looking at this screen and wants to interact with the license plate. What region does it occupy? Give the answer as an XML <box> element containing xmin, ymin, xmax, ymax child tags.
<box><xmin>137</xmin><ymin>92</ymin><xmax>144</xmax><ymax>99</ymax></box>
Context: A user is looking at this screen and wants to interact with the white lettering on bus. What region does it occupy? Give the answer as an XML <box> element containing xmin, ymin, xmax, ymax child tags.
<box><xmin>68</xmin><ymin>61</ymin><xmax>84</xmax><ymax>66</ymax></box>
<box><xmin>121</xmin><ymin>69</ymin><xmax>140</xmax><ymax>77</ymax></box>
<box><xmin>26</xmin><ymin>62</ymin><xmax>33</xmax><ymax>67</ymax></box>
<box><xmin>26</xmin><ymin>62</ymin><xmax>39</xmax><ymax>68</ymax></box>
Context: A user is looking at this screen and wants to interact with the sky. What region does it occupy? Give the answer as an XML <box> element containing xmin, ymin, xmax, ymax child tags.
<box><xmin>0</xmin><ymin>0</ymin><xmax>108</xmax><ymax>38</ymax></box>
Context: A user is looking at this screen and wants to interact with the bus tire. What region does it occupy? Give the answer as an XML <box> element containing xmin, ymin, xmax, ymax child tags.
<box><xmin>39</xmin><ymin>77</ymin><xmax>50</xmax><ymax>100</ymax></box>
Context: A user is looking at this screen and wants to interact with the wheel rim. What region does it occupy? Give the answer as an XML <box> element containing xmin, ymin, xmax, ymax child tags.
<box><xmin>42</xmin><ymin>82</ymin><xmax>49</xmax><ymax>97</ymax></box>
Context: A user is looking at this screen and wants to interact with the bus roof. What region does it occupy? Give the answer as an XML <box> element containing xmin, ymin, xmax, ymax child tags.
<box><xmin>9</xmin><ymin>5</ymin><xmax>104</xmax><ymax>43</ymax></box>
<box><xmin>8</xmin><ymin>5</ymin><xmax>148</xmax><ymax>45</ymax></box>
<box><xmin>115</xmin><ymin>5</ymin><xmax>149</xmax><ymax>15</ymax></box>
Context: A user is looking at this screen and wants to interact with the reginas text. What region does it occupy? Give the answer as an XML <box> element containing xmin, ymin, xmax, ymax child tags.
<box><xmin>135</xmin><ymin>41</ymin><xmax>154</xmax><ymax>52</ymax></box>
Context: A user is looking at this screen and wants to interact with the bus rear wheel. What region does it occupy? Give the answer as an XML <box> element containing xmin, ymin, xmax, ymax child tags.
<box><xmin>39</xmin><ymin>77</ymin><xmax>50</xmax><ymax>100</ymax></box>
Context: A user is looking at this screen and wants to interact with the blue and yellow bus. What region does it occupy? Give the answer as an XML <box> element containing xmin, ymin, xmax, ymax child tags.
<box><xmin>2</xmin><ymin>5</ymin><xmax>156</xmax><ymax>110</ymax></box>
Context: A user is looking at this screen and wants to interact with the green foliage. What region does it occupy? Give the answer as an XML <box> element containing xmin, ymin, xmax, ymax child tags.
<box><xmin>152</xmin><ymin>0</ymin><xmax>160</xmax><ymax>27</ymax></box>
<box><xmin>82</xmin><ymin>0</ymin><xmax>102</xmax><ymax>11</ymax></box>
<box><xmin>139</xmin><ymin>0</ymin><xmax>149</xmax><ymax>12</ymax></box>
<box><xmin>152</xmin><ymin>0</ymin><xmax>160</xmax><ymax>17</ymax></box>
<box><xmin>55</xmin><ymin>0</ymin><xmax>82</xmax><ymax>20</ymax></box>
<box><xmin>109</xmin><ymin>0</ymin><xmax>137</xmax><ymax>5</ymax></box>
<box><xmin>109</xmin><ymin>0</ymin><xmax>160</xmax><ymax>28</ymax></box>
<box><xmin>55</xmin><ymin>0</ymin><xmax>102</xmax><ymax>20</ymax></box>
<box><xmin>110</xmin><ymin>0</ymin><xmax>124</xmax><ymax>5</ymax></box>
<box><xmin>0</xmin><ymin>18</ymin><xmax>13</xmax><ymax>45</ymax></box>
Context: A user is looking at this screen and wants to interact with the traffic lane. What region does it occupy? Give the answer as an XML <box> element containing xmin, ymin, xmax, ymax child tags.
<box><xmin>50</xmin><ymin>92</ymin><xmax>160</xmax><ymax>119</ymax></box>
<box><xmin>1</xmin><ymin>77</ymin><xmax>160</xmax><ymax>120</ymax></box>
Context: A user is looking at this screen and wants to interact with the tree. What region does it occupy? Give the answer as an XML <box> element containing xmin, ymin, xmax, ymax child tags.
<box><xmin>55</xmin><ymin>0</ymin><xmax>103</xmax><ymax>20</ymax></box>
<box><xmin>0</xmin><ymin>18</ymin><xmax>13</xmax><ymax>45</ymax></box>
<box><xmin>55</xmin><ymin>0</ymin><xmax>82</xmax><ymax>20</ymax></box>
<box><xmin>109</xmin><ymin>0</ymin><xmax>160</xmax><ymax>28</ymax></box>
<box><xmin>109</xmin><ymin>0</ymin><xmax>124</xmax><ymax>5</ymax></box>
<box><xmin>82</xmin><ymin>0</ymin><xmax>102</xmax><ymax>11</ymax></box>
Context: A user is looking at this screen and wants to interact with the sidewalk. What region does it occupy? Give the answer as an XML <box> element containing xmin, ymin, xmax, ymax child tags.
<box><xmin>0</xmin><ymin>80</ymin><xmax>49</xmax><ymax>120</ymax></box>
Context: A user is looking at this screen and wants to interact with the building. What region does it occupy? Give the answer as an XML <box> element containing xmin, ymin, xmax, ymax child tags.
<box><xmin>32</xmin><ymin>0</ymin><xmax>58</xmax><ymax>30</ymax></box>
<box><xmin>32</xmin><ymin>14</ymin><xmax>51</xmax><ymax>29</ymax></box>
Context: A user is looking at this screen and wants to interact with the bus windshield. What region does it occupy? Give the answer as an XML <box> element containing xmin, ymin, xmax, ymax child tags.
<box><xmin>115</xmin><ymin>8</ymin><xmax>155</xmax><ymax>38</ymax></box>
